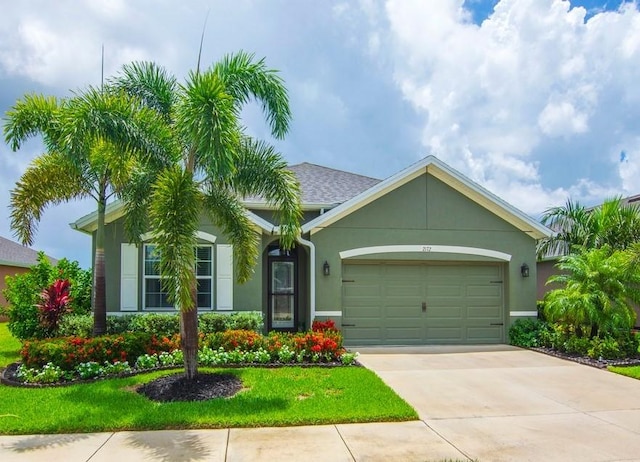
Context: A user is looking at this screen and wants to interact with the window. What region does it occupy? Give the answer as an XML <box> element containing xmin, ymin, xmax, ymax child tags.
<box><xmin>143</xmin><ymin>244</ymin><xmax>213</xmax><ymax>310</ymax></box>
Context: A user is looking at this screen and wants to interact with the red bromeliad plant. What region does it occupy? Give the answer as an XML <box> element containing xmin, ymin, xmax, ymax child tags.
<box><xmin>37</xmin><ymin>279</ymin><xmax>72</xmax><ymax>336</ymax></box>
<box><xmin>312</xmin><ymin>318</ymin><xmax>338</xmax><ymax>332</ymax></box>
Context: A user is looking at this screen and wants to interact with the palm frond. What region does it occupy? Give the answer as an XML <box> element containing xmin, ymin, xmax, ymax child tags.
<box><xmin>3</xmin><ymin>94</ymin><xmax>62</xmax><ymax>151</ymax></box>
<box><xmin>176</xmin><ymin>70</ymin><xmax>240</xmax><ymax>175</ymax></box>
<box><xmin>233</xmin><ymin>137</ymin><xmax>301</xmax><ymax>249</ymax></box>
<box><xmin>108</xmin><ymin>61</ymin><xmax>178</xmax><ymax>123</ymax></box>
<box><xmin>213</xmin><ymin>51</ymin><xmax>291</xmax><ymax>139</ymax></box>
<box><xmin>202</xmin><ymin>187</ymin><xmax>259</xmax><ymax>284</ymax></box>
<box><xmin>149</xmin><ymin>167</ymin><xmax>201</xmax><ymax>311</ymax></box>
<box><xmin>10</xmin><ymin>152</ymin><xmax>90</xmax><ymax>245</ymax></box>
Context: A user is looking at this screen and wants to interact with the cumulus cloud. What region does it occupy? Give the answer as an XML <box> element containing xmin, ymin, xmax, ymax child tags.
<box><xmin>358</xmin><ymin>0</ymin><xmax>640</xmax><ymax>214</ymax></box>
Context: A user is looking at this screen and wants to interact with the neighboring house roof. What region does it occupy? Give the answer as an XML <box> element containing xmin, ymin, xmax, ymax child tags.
<box><xmin>0</xmin><ymin>235</ymin><xmax>57</xmax><ymax>268</ymax></box>
<box><xmin>302</xmin><ymin>155</ymin><xmax>553</xmax><ymax>240</ymax></box>
<box><xmin>70</xmin><ymin>156</ymin><xmax>552</xmax><ymax>240</ymax></box>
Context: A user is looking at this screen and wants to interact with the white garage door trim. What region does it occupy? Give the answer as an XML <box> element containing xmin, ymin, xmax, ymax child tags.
<box><xmin>339</xmin><ymin>245</ymin><xmax>512</xmax><ymax>261</ymax></box>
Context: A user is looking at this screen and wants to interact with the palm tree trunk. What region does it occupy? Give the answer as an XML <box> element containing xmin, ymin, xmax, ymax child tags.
<box><xmin>180</xmin><ymin>285</ymin><xmax>199</xmax><ymax>379</ymax></box>
<box><xmin>92</xmin><ymin>195</ymin><xmax>107</xmax><ymax>336</ymax></box>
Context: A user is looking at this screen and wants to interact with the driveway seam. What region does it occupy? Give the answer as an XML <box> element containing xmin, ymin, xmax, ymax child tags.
<box><xmin>420</xmin><ymin>419</ymin><xmax>473</xmax><ymax>461</ymax></box>
<box><xmin>85</xmin><ymin>432</ymin><xmax>115</xmax><ymax>462</ymax></box>
<box><xmin>223</xmin><ymin>428</ymin><xmax>230</xmax><ymax>462</ymax></box>
<box><xmin>333</xmin><ymin>424</ymin><xmax>356</xmax><ymax>461</ymax></box>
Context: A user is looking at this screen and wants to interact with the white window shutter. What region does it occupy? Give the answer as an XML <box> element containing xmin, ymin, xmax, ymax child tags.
<box><xmin>216</xmin><ymin>244</ymin><xmax>233</xmax><ymax>310</ymax></box>
<box><xmin>120</xmin><ymin>243</ymin><xmax>139</xmax><ymax>311</ymax></box>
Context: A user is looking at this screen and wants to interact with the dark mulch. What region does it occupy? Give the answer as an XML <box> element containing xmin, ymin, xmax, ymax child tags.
<box><xmin>531</xmin><ymin>347</ymin><xmax>640</xmax><ymax>369</ymax></box>
<box><xmin>136</xmin><ymin>372</ymin><xmax>243</xmax><ymax>402</ymax></box>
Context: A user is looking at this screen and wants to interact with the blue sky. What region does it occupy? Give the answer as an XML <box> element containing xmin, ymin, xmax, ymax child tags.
<box><xmin>0</xmin><ymin>0</ymin><xmax>637</xmax><ymax>268</ymax></box>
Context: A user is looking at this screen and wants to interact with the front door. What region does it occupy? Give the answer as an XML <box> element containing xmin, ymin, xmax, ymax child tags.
<box><xmin>268</xmin><ymin>246</ymin><xmax>298</xmax><ymax>331</ymax></box>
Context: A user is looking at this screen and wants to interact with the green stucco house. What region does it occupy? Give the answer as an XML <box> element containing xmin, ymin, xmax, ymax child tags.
<box><xmin>71</xmin><ymin>156</ymin><xmax>552</xmax><ymax>345</ymax></box>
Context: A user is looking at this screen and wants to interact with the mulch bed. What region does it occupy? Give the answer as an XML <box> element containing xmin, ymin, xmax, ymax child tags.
<box><xmin>137</xmin><ymin>372</ymin><xmax>243</xmax><ymax>402</ymax></box>
<box><xmin>531</xmin><ymin>347</ymin><xmax>640</xmax><ymax>369</ymax></box>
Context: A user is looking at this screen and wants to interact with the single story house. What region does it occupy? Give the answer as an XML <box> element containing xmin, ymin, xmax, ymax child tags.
<box><xmin>71</xmin><ymin>156</ymin><xmax>552</xmax><ymax>345</ymax></box>
<box><xmin>0</xmin><ymin>235</ymin><xmax>57</xmax><ymax>309</ymax></box>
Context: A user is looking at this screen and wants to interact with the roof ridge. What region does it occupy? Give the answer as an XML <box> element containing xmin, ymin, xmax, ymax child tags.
<box><xmin>288</xmin><ymin>162</ymin><xmax>380</xmax><ymax>181</ymax></box>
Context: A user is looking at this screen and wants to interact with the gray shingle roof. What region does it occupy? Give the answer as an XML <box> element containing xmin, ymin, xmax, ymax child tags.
<box><xmin>0</xmin><ymin>235</ymin><xmax>57</xmax><ymax>267</ymax></box>
<box><xmin>286</xmin><ymin>162</ymin><xmax>381</xmax><ymax>205</ymax></box>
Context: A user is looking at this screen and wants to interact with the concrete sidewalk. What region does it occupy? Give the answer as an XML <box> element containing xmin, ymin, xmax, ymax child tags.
<box><xmin>0</xmin><ymin>421</ymin><xmax>468</xmax><ymax>462</ymax></box>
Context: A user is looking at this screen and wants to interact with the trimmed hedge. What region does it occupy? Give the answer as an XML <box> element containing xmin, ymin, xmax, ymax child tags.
<box><xmin>57</xmin><ymin>311</ymin><xmax>264</xmax><ymax>338</ymax></box>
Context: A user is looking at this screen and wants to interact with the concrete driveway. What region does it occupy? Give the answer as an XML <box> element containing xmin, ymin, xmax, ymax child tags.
<box><xmin>358</xmin><ymin>345</ymin><xmax>640</xmax><ymax>462</ymax></box>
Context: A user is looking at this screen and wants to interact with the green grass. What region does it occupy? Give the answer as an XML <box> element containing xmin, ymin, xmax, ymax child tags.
<box><xmin>0</xmin><ymin>323</ymin><xmax>21</xmax><ymax>368</ymax></box>
<box><xmin>0</xmin><ymin>323</ymin><xmax>417</xmax><ymax>435</ymax></box>
<box><xmin>609</xmin><ymin>365</ymin><xmax>640</xmax><ymax>380</ymax></box>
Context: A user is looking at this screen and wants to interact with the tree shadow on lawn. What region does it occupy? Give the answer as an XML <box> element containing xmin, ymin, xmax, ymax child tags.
<box><xmin>54</xmin><ymin>373</ymin><xmax>291</xmax><ymax>432</ymax></box>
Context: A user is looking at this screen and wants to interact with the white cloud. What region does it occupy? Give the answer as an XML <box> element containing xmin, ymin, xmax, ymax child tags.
<box><xmin>364</xmin><ymin>0</ymin><xmax>640</xmax><ymax>215</ymax></box>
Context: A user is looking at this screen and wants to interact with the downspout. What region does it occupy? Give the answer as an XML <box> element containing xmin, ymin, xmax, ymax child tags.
<box><xmin>296</xmin><ymin>236</ymin><xmax>316</xmax><ymax>323</ymax></box>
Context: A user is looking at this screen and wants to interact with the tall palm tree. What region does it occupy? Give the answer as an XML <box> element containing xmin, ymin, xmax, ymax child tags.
<box><xmin>544</xmin><ymin>246</ymin><xmax>640</xmax><ymax>337</ymax></box>
<box><xmin>537</xmin><ymin>197</ymin><xmax>640</xmax><ymax>258</ymax></box>
<box><xmin>111</xmin><ymin>52</ymin><xmax>302</xmax><ymax>379</ymax></box>
<box><xmin>3</xmin><ymin>89</ymin><xmax>173</xmax><ymax>335</ymax></box>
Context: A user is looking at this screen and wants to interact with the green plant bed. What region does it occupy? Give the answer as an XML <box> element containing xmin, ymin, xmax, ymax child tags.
<box><xmin>608</xmin><ymin>365</ymin><xmax>640</xmax><ymax>380</ymax></box>
<box><xmin>0</xmin><ymin>367</ymin><xmax>417</xmax><ymax>435</ymax></box>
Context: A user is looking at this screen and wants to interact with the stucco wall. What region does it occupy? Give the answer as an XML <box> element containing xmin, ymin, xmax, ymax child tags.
<box><xmin>0</xmin><ymin>264</ymin><xmax>30</xmax><ymax>308</ymax></box>
<box><xmin>310</xmin><ymin>173</ymin><xmax>539</xmax><ymax>331</ymax></box>
<box><xmin>102</xmin><ymin>215</ymin><xmax>263</xmax><ymax>313</ymax></box>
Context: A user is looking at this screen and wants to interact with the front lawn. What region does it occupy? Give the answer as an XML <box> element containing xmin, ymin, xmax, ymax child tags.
<box><xmin>0</xmin><ymin>323</ymin><xmax>21</xmax><ymax>368</ymax></box>
<box><xmin>609</xmin><ymin>365</ymin><xmax>640</xmax><ymax>380</ymax></box>
<box><xmin>0</xmin><ymin>323</ymin><xmax>417</xmax><ymax>435</ymax></box>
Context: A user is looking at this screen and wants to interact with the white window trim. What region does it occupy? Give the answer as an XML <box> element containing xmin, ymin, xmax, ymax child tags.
<box><xmin>142</xmin><ymin>243</ymin><xmax>214</xmax><ymax>311</ymax></box>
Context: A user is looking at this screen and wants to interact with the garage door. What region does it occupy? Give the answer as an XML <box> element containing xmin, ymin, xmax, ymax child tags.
<box><xmin>341</xmin><ymin>263</ymin><xmax>504</xmax><ymax>345</ymax></box>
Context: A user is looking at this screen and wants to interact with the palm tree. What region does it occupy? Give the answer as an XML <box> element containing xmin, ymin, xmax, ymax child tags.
<box><xmin>537</xmin><ymin>197</ymin><xmax>640</xmax><ymax>258</ymax></box>
<box><xmin>3</xmin><ymin>89</ymin><xmax>172</xmax><ymax>335</ymax></box>
<box><xmin>544</xmin><ymin>246</ymin><xmax>640</xmax><ymax>338</ymax></box>
<box><xmin>111</xmin><ymin>52</ymin><xmax>302</xmax><ymax>379</ymax></box>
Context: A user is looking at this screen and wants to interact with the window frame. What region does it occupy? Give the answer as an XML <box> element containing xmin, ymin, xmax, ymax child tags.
<box><xmin>142</xmin><ymin>243</ymin><xmax>214</xmax><ymax>311</ymax></box>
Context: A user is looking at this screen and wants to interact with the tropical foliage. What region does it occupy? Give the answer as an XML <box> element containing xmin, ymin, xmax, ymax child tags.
<box><xmin>543</xmin><ymin>246</ymin><xmax>640</xmax><ymax>337</ymax></box>
<box><xmin>109</xmin><ymin>51</ymin><xmax>302</xmax><ymax>379</ymax></box>
<box><xmin>537</xmin><ymin>197</ymin><xmax>640</xmax><ymax>258</ymax></box>
<box><xmin>2</xmin><ymin>253</ymin><xmax>92</xmax><ymax>340</ymax></box>
<box><xmin>3</xmin><ymin>88</ymin><xmax>172</xmax><ymax>336</ymax></box>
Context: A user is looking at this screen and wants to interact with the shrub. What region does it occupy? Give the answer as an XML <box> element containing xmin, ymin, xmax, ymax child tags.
<box><xmin>292</xmin><ymin>330</ymin><xmax>343</xmax><ymax>361</ymax></box>
<box><xmin>20</xmin><ymin>332</ymin><xmax>180</xmax><ymax>370</ymax></box>
<box><xmin>107</xmin><ymin>315</ymin><xmax>136</xmax><ymax>334</ymax></box>
<box><xmin>58</xmin><ymin>314</ymin><xmax>93</xmax><ymax>338</ymax></box>
<box><xmin>198</xmin><ymin>313</ymin><xmax>228</xmax><ymax>334</ymax></box>
<box><xmin>225</xmin><ymin>311</ymin><xmax>264</xmax><ymax>331</ymax></box>
<box><xmin>218</xmin><ymin>329</ymin><xmax>264</xmax><ymax>351</ymax></box>
<box><xmin>312</xmin><ymin>318</ymin><xmax>338</xmax><ymax>332</ymax></box>
<box><xmin>563</xmin><ymin>334</ymin><xmax>591</xmax><ymax>356</ymax></box>
<box><xmin>2</xmin><ymin>253</ymin><xmax>92</xmax><ymax>340</ymax></box>
<box><xmin>508</xmin><ymin>318</ymin><xmax>550</xmax><ymax>348</ymax></box>
<box><xmin>129</xmin><ymin>313</ymin><xmax>180</xmax><ymax>337</ymax></box>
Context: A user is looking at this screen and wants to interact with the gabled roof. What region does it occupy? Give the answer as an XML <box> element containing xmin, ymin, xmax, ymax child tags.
<box><xmin>71</xmin><ymin>156</ymin><xmax>552</xmax><ymax>240</ymax></box>
<box><xmin>71</xmin><ymin>162</ymin><xmax>381</xmax><ymax>233</ymax></box>
<box><xmin>302</xmin><ymin>155</ymin><xmax>553</xmax><ymax>240</ymax></box>
<box><xmin>287</xmin><ymin>163</ymin><xmax>380</xmax><ymax>204</ymax></box>
<box><xmin>0</xmin><ymin>235</ymin><xmax>57</xmax><ymax>268</ymax></box>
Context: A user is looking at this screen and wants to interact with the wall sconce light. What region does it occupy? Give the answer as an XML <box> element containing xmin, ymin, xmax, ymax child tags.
<box><xmin>323</xmin><ymin>261</ymin><xmax>330</xmax><ymax>276</ymax></box>
<box><xmin>520</xmin><ymin>263</ymin><xmax>530</xmax><ymax>278</ymax></box>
